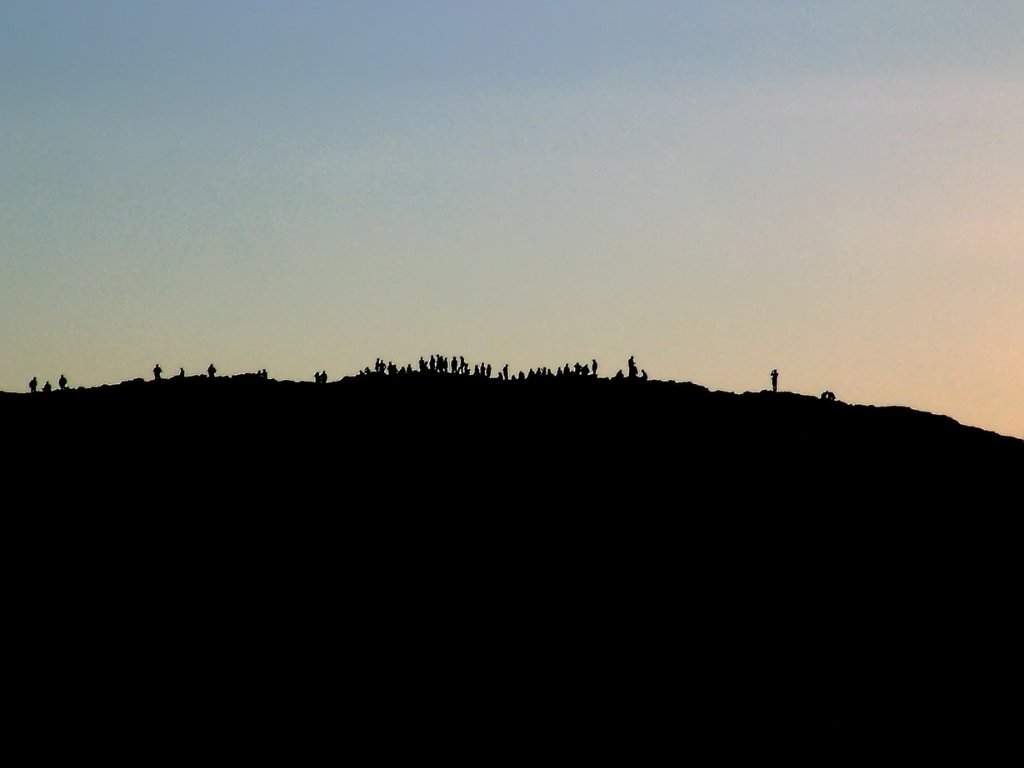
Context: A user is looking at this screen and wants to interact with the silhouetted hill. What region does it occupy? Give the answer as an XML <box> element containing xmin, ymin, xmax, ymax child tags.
<box><xmin>5</xmin><ymin>371</ymin><xmax>1019</xmax><ymax>534</ymax></box>
<box><xmin>5</xmin><ymin>372</ymin><xmax>1019</xmax><ymax>470</ymax></box>
<box><xmin>4</xmin><ymin>372</ymin><xmax>1018</xmax><ymax>747</ymax></box>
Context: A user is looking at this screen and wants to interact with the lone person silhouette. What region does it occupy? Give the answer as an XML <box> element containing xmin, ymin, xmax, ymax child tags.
<box><xmin>771</xmin><ymin>369</ymin><xmax>779</xmax><ymax>393</ymax></box>
<box><xmin>153</xmin><ymin>364</ymin><xmax>162</xmax><ymax>381</ymax></box>
<box><xmin>628</xmin><ymin>355</ymin><xmax>638</xmax><ymax>379</ymax></box>
<box><xmin>178</xmin><ymin>367</ymin><xmax>185</xmax><ymax>378</ymax></box>
<box><xmin>207</xmin><ymin>363</ymin><xmax>217</xmax><ymax>379</ymax></box>
<box><xmin>29</xmin><ymin>377</ymin><xmax>37</xmax><ymax>393</ymax></box>
<box><xmin>58</xmin><ymin>374</ymin><xmax>67</xmax><ymax>391</ymax></box>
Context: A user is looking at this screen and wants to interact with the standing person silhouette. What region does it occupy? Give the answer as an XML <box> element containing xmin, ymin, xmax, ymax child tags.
<box><xmin>153</xmin><ymin>364</ymin><xmax>162</xmax><ymax>380</ymax></box>
<box><xmin>58</xmin><ymin>374</ymin><xmax>68</xmax><ymax>390</ymax></box>
<box><xmin>771</xmin><ymin>369</ymin><xmax>779</xmax><ymax>393</ymax></box>
<box><xmin>29</xmin><ymin>377</ymin><xmax>37</xmax><ymax>393</ymax></box>
<box><xmin>628</xmin><ymin>355</ymin><xmax>638</xmax><ymax>379</ymax></box>
<box><xmin>207</xmin><ymin>363</ymin><xmax>217</xmax><ymax>379</ymax></box>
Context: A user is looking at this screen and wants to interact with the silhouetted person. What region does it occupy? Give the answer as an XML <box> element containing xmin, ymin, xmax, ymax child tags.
<box><xmin>153</xmin><ymin>364</ymin><xmax>162</xmax><ymax>381</ymax></box>
<box><xmin>207</xmin><ymin>363</ymin><xmax>217</xmax><ymax>379</ymax></box>
<box><xmin>615</xmin><ymin>370</ymin><xmax>624</xmax><ymax>380</ymax></box>
<box><xmin>179</xmin><ymin>367</ymin><xmax>186</xmax><ymax>378</ymax></box>
<box><xmin>592</xmin><ymin>359</ymin><xmax>598</xmax><ymax>377</ymax></box>
<box><xmin>42</xmin><ymin>381</ymin><xmax>52</xmax><ymax>393</ymax></box>
<box><xmin>58</xmin><ymin>374</ymin><xmax>67</xmax><ymax>390</ymax></box>
<box><xmin>641</xmin><ymin>369</ymin><xmax>648</xmax><ymax>381</ymax></box>
<box><xmin>771</xmin><ymin>369</ymin><xmax>779</xmax><ymax>392</ymax></box>
<box><xmin>29</xmin><ymin>377</ymin><xmax>37</xmax><ymax>393</ymax></box>
<box><xmin>628</xmin><ymin>356</ymin><xmax>638</xmax><ymax>379</ymax></box>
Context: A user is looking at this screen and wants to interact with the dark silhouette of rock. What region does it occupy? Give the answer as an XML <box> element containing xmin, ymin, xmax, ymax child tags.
<box><xmin>5</xmin><ymin>355</ymin><xmax>1020</xmax><ymax>480</ymax></box>
<box><xmin>2</xmin><ymin>355</ymin><xmax>1020</xmax><ymax>750</ymax></box>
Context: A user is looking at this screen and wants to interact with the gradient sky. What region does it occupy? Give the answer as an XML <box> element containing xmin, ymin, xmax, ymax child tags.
<box><xmin>2</xmin><ymin>1</ymin><xmax>1022</xmax><ymax>437</ymax></box>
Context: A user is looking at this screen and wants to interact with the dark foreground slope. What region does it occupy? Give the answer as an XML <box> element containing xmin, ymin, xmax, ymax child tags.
<box><xmin>6</xmin><ymin>372</ymin><xmax>1020</xmax><ymax>498</ymax></box>
<box><xmin>3</xmin><ymin>375</ymin><xmax>1020</xmax><ymax>752</ymax></box>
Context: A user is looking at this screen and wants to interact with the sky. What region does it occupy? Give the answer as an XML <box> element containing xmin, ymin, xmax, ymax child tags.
<box><xmin>2</xmin><ymin>1</ymin><xmax>1022</xmax><ymax>438</ymax></box>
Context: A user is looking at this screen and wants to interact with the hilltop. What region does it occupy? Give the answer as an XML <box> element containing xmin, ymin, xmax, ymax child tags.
<box><xmin>4</xmin><ymin>366</ymin><xmax>1018</xmax><ymax>743</ymax></box>
<box><xmin>5</xmin><ymin>368</ymin><xmax>1020</xmax><ymax>482</ymax></box>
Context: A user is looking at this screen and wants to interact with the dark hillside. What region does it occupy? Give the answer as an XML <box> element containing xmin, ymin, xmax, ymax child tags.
<box><xmin>6</xmin><ymin>372</ymin><xmax>1019</xmax><ymax>494</ymax></box>
<box><xmin>3</xmin><ymin>371</ymin><xmax>1018</xmax><ymax>748</ymax></box>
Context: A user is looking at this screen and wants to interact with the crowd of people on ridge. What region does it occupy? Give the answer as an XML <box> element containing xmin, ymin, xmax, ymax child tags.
<box><xmin>24</xmin><ymin>359</ymin><xmax>840</xmax><ymax>401</ymax></box>
<box><xmin>355</xmin><ymin>354</ymin><xmax>648</xmax><ymax>382</ymax></box>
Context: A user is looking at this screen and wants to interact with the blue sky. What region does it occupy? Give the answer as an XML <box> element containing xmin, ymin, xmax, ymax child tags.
<box><xmin>2</xmin><ymin>2</ymin><xmax>1022</xmax><ymax>436</ymax></box>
